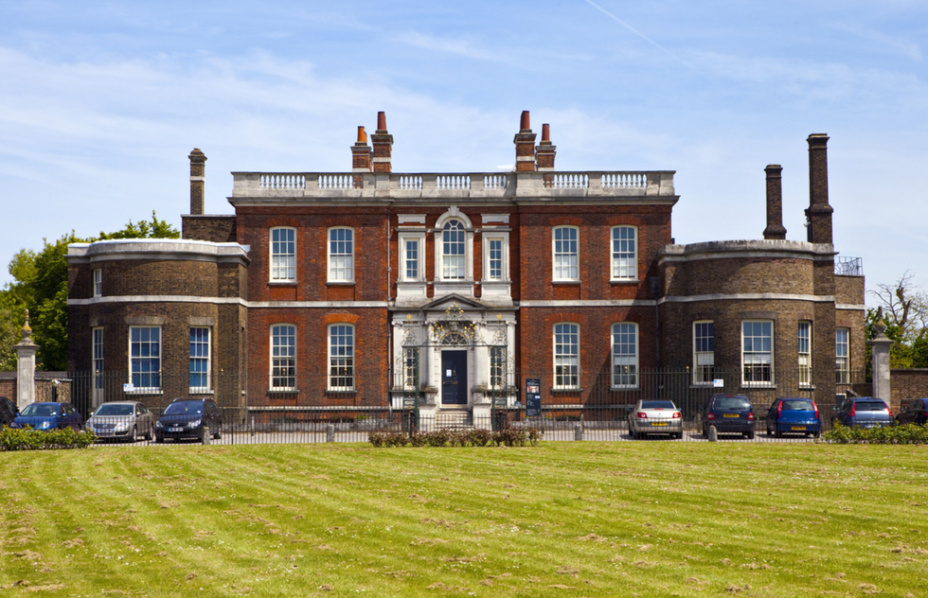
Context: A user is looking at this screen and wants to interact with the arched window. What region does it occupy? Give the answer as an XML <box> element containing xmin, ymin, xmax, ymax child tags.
<box><xmin>442</xmin><ymin>220</ymin><xmax>466</xmax><ymax>280</ymax></box>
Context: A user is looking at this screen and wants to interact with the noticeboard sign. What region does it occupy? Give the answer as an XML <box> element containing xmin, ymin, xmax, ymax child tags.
<box><xmin>525</xmin><ymin>378</ymin><xmax>542</xmax><ymax>417</ymax></box>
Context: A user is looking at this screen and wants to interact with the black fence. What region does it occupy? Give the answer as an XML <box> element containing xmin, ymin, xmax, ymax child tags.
<box><xmin>56</xmin><ymin>366</ymin><xmax>871</xmax><ymax>445</ymax></box>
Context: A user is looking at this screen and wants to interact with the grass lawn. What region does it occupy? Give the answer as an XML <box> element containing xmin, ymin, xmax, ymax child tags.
<box><xmin>1</xmin><ymin>441</ymin><xmax>927</xmax><ymax>597</ymax></box>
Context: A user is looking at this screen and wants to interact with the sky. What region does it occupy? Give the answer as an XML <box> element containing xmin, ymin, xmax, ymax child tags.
<box><xmin>1</xmin><ymin>0</ymin><xmax>926</xmax><ymax>302</ymax></box>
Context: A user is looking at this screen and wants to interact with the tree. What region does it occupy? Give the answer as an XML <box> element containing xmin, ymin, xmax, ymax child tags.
<box><xmin>0</xmin><ymin>212</ymin><xmax>180</xmax><ymax>371</ymax></box>
<box><xmin>867</xmin><ymin>272</ymin><xmax>928</xmax><ymax>370</ymax></box>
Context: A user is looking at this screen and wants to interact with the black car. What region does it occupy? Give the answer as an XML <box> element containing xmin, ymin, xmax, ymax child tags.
<box><xmin>832</xmin><ymin>397</ymin><xmax>894</xmax><ymax>429</ymax></box>
<box><xmin>155</xmin><ymin>398</ymin><xmax>222</xmax><ymax>443</ymax></box>
<box><xmin>0</xmin><ymin>396</ymin><xmax>19</xmax><ymax>427</ymax></box>
<box><xmin>701</xmin><ymin>394</ymin><xmax>756</xmax><ymax>439</ymax></box>
<box><xmin>895</xmin><ymin>398</ymin><xmax>928</xmax><ymax>426</ymax></box>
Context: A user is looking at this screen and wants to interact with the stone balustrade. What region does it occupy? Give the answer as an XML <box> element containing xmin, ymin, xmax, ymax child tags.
<box><xmin>231</xmin><ymin>170</ymin><xmax>675</xmax><ymax>200</ymax></box>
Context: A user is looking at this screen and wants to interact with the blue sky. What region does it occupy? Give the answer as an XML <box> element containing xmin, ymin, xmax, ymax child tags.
<box><xmin>1</xmin><ymin>0</ymin><xmax>926</xmax><ymax>300</ymax></box>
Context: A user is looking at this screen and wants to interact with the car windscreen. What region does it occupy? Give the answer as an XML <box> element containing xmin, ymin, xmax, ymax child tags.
<box><xmin>714</xmin><ymin>397</ymin><xmax>750</xmax><ymax>410</ymax></box>
<box><xmin>781</xmin><ymin>400</ymin><xmax>814</xmax><ymax>411</ymax></box>
<box><xmin>21</xmin><ymin>403</ymin><xmax>59</xmax><ymax>416</ymax></box>
<box><xmin>641</xmin><ymin>401</ymin><xmax>675</xmax><ymax>409</ymax></box>
<box><xmin>95</xmin><ymin>404</ymin><xmax>134</xmax><ymax>416</ymax></box>
<box><xmin>163</xmin><ymin>402</ymin><xmax>203</xmax><ymax>415</ymax></box>
<box><xmin>855</xmin><ymin>401</ymin><xmax>888</xmax><ymax>412</ymax></box>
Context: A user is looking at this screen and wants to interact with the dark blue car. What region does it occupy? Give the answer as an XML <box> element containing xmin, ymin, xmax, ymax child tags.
<box><xmin>833</xmin><ymin>397</ymin><xmax>894</xmax><ymax>429</ymax></box>
<box><xmin>11</xmin><ymin>402</ymin><xmax>84</xmax><ymax>431</ymax></box>
<box><xmin>766</xmin><ymin>397</ymin><xmax>821</xmax><ymax>438</ymax></box>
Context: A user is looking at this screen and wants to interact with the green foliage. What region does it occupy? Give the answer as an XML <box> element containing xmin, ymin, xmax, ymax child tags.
<box><xmin>369</xmin><ymin>427</ymin><xmax>543</xmax><ymax>448</ymax></box>
<box><xmin>0</xmin><ymin>212</ymin><xmax>180</xmax><ymax>371</ymax></box>
<box><xmin>0</xmin><ymin>426</ymin><xmax>96</xmax><ymax>451</ymax></box>
<box><xmin>824</xmin><ymin>421</ymin><xmax>928</xmax><ymax>444</ymax></box>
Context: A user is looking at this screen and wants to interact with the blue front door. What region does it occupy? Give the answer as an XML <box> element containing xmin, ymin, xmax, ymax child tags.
<box><xmin>441</xmin><ymin>350</ymin><xmax>467</xmax><ymax>405</ymax></box>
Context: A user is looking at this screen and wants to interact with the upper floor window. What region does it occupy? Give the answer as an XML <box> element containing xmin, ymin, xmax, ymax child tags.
<box><xmin>270</xmin><ymin>227</ymin><xmax>296</xmax><ymax>282</ymax></box>
<box><xmin>742</xmin><ymin>320</ymin><xmax>773</xmax><ymax>386</ymax></box>
<box><xmin>93</xmin><ymin>269</ymin><xmax>102</xmax><ymax>297</ymax></box>
<box><xmin>270</xmin><ymin>324</ymin><xmax>296</xmax><ymax>390</ymax></box>
<box><xmin>129</xmin><ymin>326</ymin><xmax>161</xmax><ymax>390</ymax></box>
<box><xmin>612</xmin><ymin>322</ymin><xmax>638</xmax><ymax>388</ymax></box>
<box><xmin>693</xmin><ymin>321</ymin><xmax>715</xmax><ymax>385</ymax></box>
<box><xmin>405</xmin><ymin>239</ymin><xmax>420</xmax><ymax>280</ymax></box>
<box><xmin>611</xmin><ymin>226</ymin><xmax>637</xmax><ymax>281</ymax></box>
<box><xmin>798</xmin><ymin>321</ymin><xmax>812</xmax><ymax>387</ymax></box>
<box><xmin>328</xmin><ymin>227</ymin><xmax>354</xmax><ymax>282</ymax></box>
<box><xmin>189</xmin><ymin>327</ymin><xmax>211</xmax><ymax>392</ymax></box>
<box><xmin>836</xmin><ymin>327</ymin><xmax>850</xmax><ymax>384</ymax></box>
<box><xmin>329</xmin><ymin>324</ymin><xmax>355</xmax><ymax>391</ymax></box>
<box><xmin>553</xmin><ymin>226</ymin><xmax>579</xmax><ymax>281</ymax></box>
<box><xmin>554</xmin><ymin>322</ymin><xmax>580</xmax><ymax>389</ymax></box>
<box><xmin>442</xmin><ymin>220</ymin><xmax>466</xmax><ymax>280</ymax></box>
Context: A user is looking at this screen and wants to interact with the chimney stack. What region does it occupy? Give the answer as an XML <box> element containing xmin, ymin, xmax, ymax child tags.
<box><xmin>188</xmin><ymin>148</ymin><xmax>206</xmax><ymax>215</ymax></box>
<box><xmin>351</xmin><ymin>126</ymin><xmax>372</xmax><ymax>172</ymax></box>
<box><xmin>535</xmin><ymin>123</ymin><xmax>556</xmax><ymax>171</ymax></box>
<box><xmin>805</xmin><ymin>133</ymin><xmax>833</xmax><ymax>244</ymax></box>
<box><xmin>513</xmin><ymin>110</ymin><xmax>537</xmax><ymax>172</ymax></box>
<box><xmin>763</xmin><ymin>164</ymin><xmax>786</xmax><ymax>240</ymax></box>
<box><xmin>371</xmin><ymin>111</ymin><xmax>394</xmax><ymax>173</ymax></box>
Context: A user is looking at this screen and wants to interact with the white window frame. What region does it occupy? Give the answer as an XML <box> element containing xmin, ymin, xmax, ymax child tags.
<box><xmin>742</xmin><ymin>320</ymin><xmax>774</xmax><ymax>387</ymax></box>
<box><xmin>490</xmin><ymin>346</ymin><xmax>507</xmax><ymax>390</ymax></box>
<box><xmin>328</xmin><ymin>227</ymin><xmax>355</xmax><ymax>283</ymax></box>
<box><xmin>611</xmin><ymin>322</ymin><xmax>638</xmax><ymax>389</ymax></box>
<box><xmin>403</xmin><ymin>347</ymin><xmax>420</xmax><ymax>390</ymax></box>
<box><xmin>92</xmin><ymin>327</ymin><xmax>104</xmax><ymax>391</ymax></box>
<box><xmin>93</xmin><ymin>269</ymin><xmax>102</xmax><ymax>297</ymax></box>
<box><xmin>441</xmin><ymin>220</ymin><xmax>467</xmax><ymax>280</ymax></box>
<box><xmin>485</xmin><ymin>237</ymin><xmax>505</xmax><ymax>282</ymax></box>
<box><xmin>610</xmin><ymin>225</ymin><xmax>638</xmax><ymax>281</ymax></box>
<box><xmin>552</xmin><ymin>226</ymin><xmax>579</xmax><ymax>281</ymax></box>
<box><xmin>270</xmin><ymin>324</ymin><xmax>296</xmax><ymax>391</ymax></box>
<box><xmin>836</xmin><ymin>327</ymin><xmax>850</xmax><ymax>384</ymax></box>
<box><xmin>399</xmin><ymin>232</ymin><xmax>425</xmax><ymax>282</ymax></box>
<box><xmin>798</xmin><ymin>321</ymin><xmax>812</xmax><ymax>388</ymax></box>
<box><xmin>129</xmin><ymin>326</ymin><xmax>161</xmax><ymax>391</ymax></box>
<box><xmin>693</xmin><ymin>321</ymin><xmax>715</xmax><ymax>385</ymax></box>
<box><xmin>328</xmin><ymin>324</ymin><xmax>355</xmax><ymax>391</ymax></box>
<box><xmin>553</xmin><ymin>322</ymin><xmax>580</xmax><ymax>389</ymax></box>
<box><xmin>270</xmin><ymin>227</ymin><xmax>296</xmax><ymax>282</ymax></box>
<box><xmin>189</xmin><ymin>327</ymin><xmax>211</xmax><ymax>393</ymax></box>
<box><xmin>434</xmin><ymin>210</ymin><xmax>474</xmax><ymax>283</ymax></box>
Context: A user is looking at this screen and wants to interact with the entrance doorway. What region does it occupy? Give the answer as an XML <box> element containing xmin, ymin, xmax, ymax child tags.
<box><xmin>441</xmin><ymin>350</ymin><xmax>467</xmax><ymax>405</ymax></box>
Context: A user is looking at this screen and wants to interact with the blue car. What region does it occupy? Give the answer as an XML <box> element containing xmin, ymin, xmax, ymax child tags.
<box><xmin>11</xmin><ymin>402</ymin><xmax>84</xmax><ymax>431</ymax></box>
<box><xmin>766</xmin><ymin>397</ymin><xmax>821</xmax><ymax>438</ymax></box>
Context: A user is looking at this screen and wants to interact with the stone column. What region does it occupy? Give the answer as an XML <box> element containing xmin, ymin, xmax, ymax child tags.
<box><xmin>16</xmin><ymin>310</ymin><xmax>39</xmax><ymax>410</ymax></box>
<box><xmin>869</xmin><ymin>317</ymin><xmax>893</xmax><ymax>405</ymax></box>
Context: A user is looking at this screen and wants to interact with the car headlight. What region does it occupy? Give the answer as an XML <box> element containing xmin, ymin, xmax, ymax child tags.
<box><xmin>188</xmin><ymin>419</ymin><xmax>202</xmax><ymax>428</ymax></box>
<box><xmin>155</xmin><ymin>421</ymin><xmax>164</xmax><ymax>428</ymax></box>
<box><xmin>38</xmin><ymin>421</ymin><xmax>53</xmax><ymax>430</ymax></box>
<box><xmin>113</xmin><ymin>422</ymin><xmax>130</xmax><ymax>432</ymax></box>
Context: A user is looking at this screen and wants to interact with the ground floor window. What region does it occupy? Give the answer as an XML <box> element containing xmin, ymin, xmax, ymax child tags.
<box><xmin>693</xmin><ymin>321</ymin><xmax>714</xmax><ymax>385</ymax></box>
<box><xmin>189</xmin><ymin>327</ymin><xmax>211</xmax><ymax>391</ymax></box>
<box><xmin>271</xmin><ymin>324</ymin><xmax>296</xmax><ymax>390</ymax></box>
<box><xmin>130</xmin><ymin>326</ymin><xmax>161</xmax><ymax>390</ymax></box>
<box><xmin>329</xmin><ymin>324</ymin><xmax>355</xmax><ymax>390</ymax></box>
<box><xmin>611</xmin><ymin>322</ymin><xmax>638</xmax><ymax>388</ymax></box>
<box><xmin>554</xmin><ymin>323</ymin><xmax>579</xmax><ymax>389</ymax></box>
<box><xmin>742</xmin><ymin>320</ymin><xmax>773</xmax><ymax>386</ymax></box>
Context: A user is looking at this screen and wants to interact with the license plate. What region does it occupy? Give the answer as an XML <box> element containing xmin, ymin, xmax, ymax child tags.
<box><xmin>169</xmin><ymin>427</ymin><xmax>183</xmax><ymax>432</ymax></box>
<box><xmin>723</xmin><ymin>414</ymin><xmax>739</xmax><ymax>418</ymax></box>
<box><xmin>653</xmin><ymin>422</ymin><xmax>668</xmax><ymax>427</ymax></box>
<box><xmin>791</xmin><ymin>426</ymin><xmax>806</xmax><ymax>431</ymax></box>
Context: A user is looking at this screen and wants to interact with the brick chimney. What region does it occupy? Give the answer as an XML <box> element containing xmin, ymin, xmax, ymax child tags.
<box><xmin>188</xmin><ymin>148</ymin><xmax>206</xmax><ymax>215</ymax></box>
<box><xmin>371</xmin><ymin>111</ymin><xmax>394</xmax><ymax>173</ymax></box>
<box><xmin>805</xmin><ymin>133</ymin><xmax>833</xmax><ymax>244</ymax></box>
<box><xmin>535</xmin><ymin>123</ymin><xmax>556</xmax><ymax>171</ymax></box>
<box><xmin>763</xmin><ymin>164</ymin><xmax>786</xmax><ymax>240</ymax></box>
<box><xmin>351</xmin><ymin>126</ymin><xmax>372</xmax><ymax>172</ymax></box>
<box><xmin>513</xmin><ymin>110</ymin><xmax>536</xmax><ymax>172</ymax></box>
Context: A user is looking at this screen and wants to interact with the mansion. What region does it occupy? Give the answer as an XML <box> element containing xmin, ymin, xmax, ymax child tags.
<box><xmin>67</xmin><ymin>111</ymin><xmax>866</xmax><ymax>421</ymax></box>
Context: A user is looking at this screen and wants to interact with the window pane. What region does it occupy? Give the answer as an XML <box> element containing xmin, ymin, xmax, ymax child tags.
<box><xmin>554</xmin><ymin>323</ymin><xmax>579</xmax><ymax>388</ymax></box>
<box><xmin>612</xmin><ymin>323</ymin><xmax>638</xmax><ymax>387</ymax></box>
<box><xmin>553</xmin><ymin>227</ymin><xmax>578</xmax><ymax>280</ymax></box>
<box><xmin>612</xmin><ymin>226</ymin><xmax>637</xmax><ymax>279</ymax></box>
<box><xmin>271</xmin><ymin>324</ymin><xmax>296</xmax><ymax>389</ymax></box>
<box><xmin>329</xmin><ymin>324</ymin><xmax>355</xmax><ymax>390</ymax></box>
<box><xmin>329</xmin><ymin>228</ymin><xmax>354</xmax><ymax>282</ymax></box>
<box><xmin>271</xmin><ymin>228</ymin><xmax>296</xmax><ymax>281</ymax></box>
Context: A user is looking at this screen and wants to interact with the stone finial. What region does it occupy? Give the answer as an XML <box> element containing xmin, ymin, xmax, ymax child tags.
<box><xmin>21</xmin><ymin>309</ymin><xmax>32</xmax><ymax>342</ymax></box>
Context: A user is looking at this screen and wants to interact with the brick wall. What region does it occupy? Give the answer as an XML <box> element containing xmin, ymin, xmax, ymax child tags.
<box><xmin>891</xmin><ymin>369</ymin><xmax>928</xmax><ymax>411</ymax></box>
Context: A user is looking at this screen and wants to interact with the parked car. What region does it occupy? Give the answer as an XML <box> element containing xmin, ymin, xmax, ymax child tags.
<box><xmin>155</xmin><ymin>398</ymin><xmax>222</xmax><ymax>443</ymax></box>
<box><xmin>0</xmin><ymin>395</ymin><xmax>19</xmax><ymax>427</ymax></box>
<box><xmin>86</xmin><ymin>401</ymin><xmax>155</xmax><ymax>442</ymax></box>
<box><xmin>895</xmin><ymin>398</ymin><xmax>928</xmax><ymax>426</ymax></box>
<box><xmin>10</xmin><ymin>402</ymin><xmax>83</xmax><ymax>431</ymax></box>
<box><xmin>832</xmin><ymin>397</ymin><xmax>894</xmax><ymax>429</ymax></box>
<box><xmin>701</xmin><ymin>394</ymin><xmax>756</xmax><ymax>439</ymax></box>
<box><xmin>766</xmin><ymin>397</ymin><xmax>821</xmax><ymax>438</ymax></box>
<box><xmin>628</xmin><ymin>400</ymin><xmax>683</xmax><ymax>439</ymax></box>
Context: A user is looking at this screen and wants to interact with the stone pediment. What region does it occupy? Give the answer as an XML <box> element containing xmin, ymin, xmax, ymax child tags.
<box><xmin>420</xmin><ymin>294</ymin><xmax>486</xmax><ymax>312</ymax></box>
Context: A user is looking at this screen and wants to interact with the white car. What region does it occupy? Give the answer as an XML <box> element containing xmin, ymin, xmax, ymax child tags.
<box><xmin>628</xmin><ymin>400</ymin><xmax>683</xmax><ymax>439</ymax></box>
<box><xmin>86</xmin><ymin>401</ymin><xmax>155</xmax><ymax>442</ymax></box>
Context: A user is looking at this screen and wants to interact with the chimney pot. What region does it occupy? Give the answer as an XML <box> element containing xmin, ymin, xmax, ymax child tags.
<box><xmin>541</xmin><ymin>123</ymin><xmax>550</xmax><ymax>143</ymax></box>
<box><xmin>377</xmin><ymin>111</ymin><xmax>387</xmax><ymax>132</ymax></box>
<box><xmin>357</xmin><ymin>126</ymin><xmax>367</xmax><ymax>143</ymax></box>
<box><xmin>763</xmin><ymin>164</ymin><xmax>786</xmax><ymax>240</ymax></box>
<box><xmin>188</xmin><ymin>148</ymin><xmax>207</xmax><ymax>216</ymax></box>
<box><xmin>514</xmin><ymin>111</ymin><xmax>537</xmax><ymax>172</ymax></box>
<box><xmin>520</xmin><ymin>110</ymin><xmax>531</xmax><ymax>131</ymax></box>
<box><xmin>371</xmin><ymin>111</ymin><xmax>394</xmax><ymax>173</ymax></box>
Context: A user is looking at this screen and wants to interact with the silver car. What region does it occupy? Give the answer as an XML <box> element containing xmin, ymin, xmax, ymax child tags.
<box><xmin>628</xmin><ymin>400</ymin><xmax>683</xmax><ymax>439</ymax></box>
<box><xmin>86</xmin><ymin>401</ymin><xmax>155</xmax><ymax>442</ymax></box>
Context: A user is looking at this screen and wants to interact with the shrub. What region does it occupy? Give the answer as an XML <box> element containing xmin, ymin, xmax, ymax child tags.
<box><xmin>0</xmin><ymin>426</ymin><xmax>96</xmax><ymax>451</ymax></box>
<box><xmin>367</xmin><ymin>426</ymin><xmax>544</xmax><ymax>448</ymax></box>
<box><xmin>824</xmin><ymin>422</ymin><xmax>928</xmax><ymax>444</ymax></box>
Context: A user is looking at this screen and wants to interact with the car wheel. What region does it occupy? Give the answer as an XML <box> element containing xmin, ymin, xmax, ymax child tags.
<box><xmin>676</xmin><ymin>432</ymin><xmax>683</xmax><ymax>440</ymax></box>
<box><xmin>767</xmin><ymin>425</ymin><xmax>774</xmax><ymax>437</ymax></box>
<box><xmin>746</xmin><ymin>431</ymin><xmax>755</xmax><ymax>440</ymax></box>
<box><xmin>129</xmin><ymin>426</ymin><xmax>138</xmax><ymax>442</ymax></box>
<box><xmin>775</xmin><ymin>428</ymin><xmax>782</xmax><ymax>439</ymax></box>
<box><xmin>813</xmin><ymin>430</ymin><xmax>821</xmax><ymax>439</ymax></box>
<box><xmin>144</xmin><ymin>425</ymin><xmax>153</xmax><ymax>441</ymax></box>
<box><xmin>213</xmin><ymin>424</ymin><xmax>221</xmax><ymax>440</ymax></box>
<box><xmin>155</xmin><ymin>434</ymin><xmax>164</xmax><ymax>444</ymax></box>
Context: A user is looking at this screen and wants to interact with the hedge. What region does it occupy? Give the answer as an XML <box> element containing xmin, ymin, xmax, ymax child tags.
<box><xmin>0</xmin><ymin>426</ymin><xmax>97</xmax><ymax>451</ymax></box>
